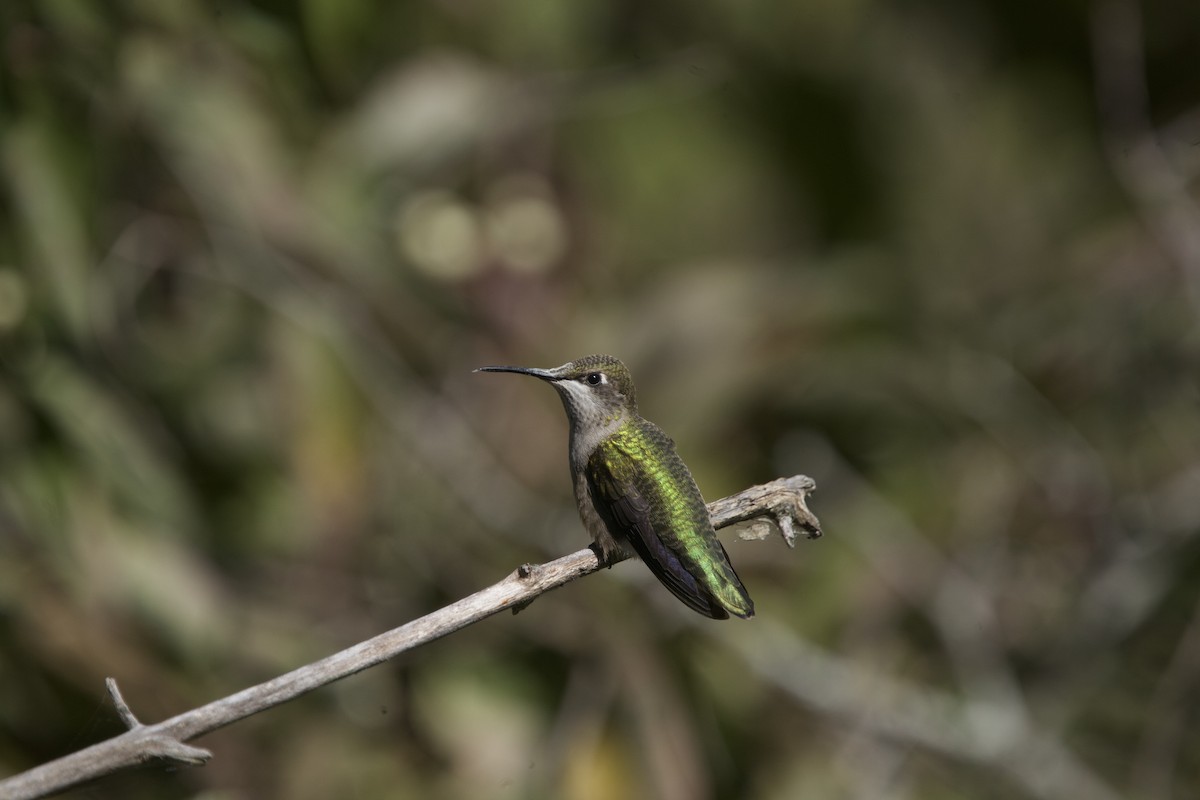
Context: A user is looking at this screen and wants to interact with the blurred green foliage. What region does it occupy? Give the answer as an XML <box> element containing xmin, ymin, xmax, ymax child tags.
<box><xmin>2</xmin><ymin>0</ymin><xmax>1199</xmax><ymax>798</ymax></box>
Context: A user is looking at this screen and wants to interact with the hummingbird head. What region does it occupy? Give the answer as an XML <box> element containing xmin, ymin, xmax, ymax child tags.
<box><xmin>476</xmin><ymin>354</ymin><xmax>638</xmax><ymax>425</ymax></box>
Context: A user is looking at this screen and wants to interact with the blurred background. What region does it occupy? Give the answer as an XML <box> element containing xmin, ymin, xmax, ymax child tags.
<box><xmin>1</xmin><ymin>0</ymin><xmax>1199</xmax><ymax>798</ymax></box>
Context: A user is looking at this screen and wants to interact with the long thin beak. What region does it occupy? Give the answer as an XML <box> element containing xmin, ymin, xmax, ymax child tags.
<box><xmin>474</xmin><ymin>365</ymin><xmax>558</xmax><ymax>381</ymax></box>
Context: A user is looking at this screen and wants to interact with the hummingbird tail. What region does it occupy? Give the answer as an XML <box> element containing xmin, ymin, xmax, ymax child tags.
<box><xmin>625</xmin><ymin>532</ymin><xmax>755</xmax><ymax>620</ymax></box>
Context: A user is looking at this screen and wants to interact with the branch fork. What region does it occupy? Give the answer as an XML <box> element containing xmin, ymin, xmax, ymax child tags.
<box><xmin>104</xmin><ymin>679</ymin><xmax>211</xmax><ymax>767</ymax></box>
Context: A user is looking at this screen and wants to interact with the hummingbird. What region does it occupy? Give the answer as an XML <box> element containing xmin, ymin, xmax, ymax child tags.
<box><xmin>476</xmin><ymin>354</ymin><xmax>754</xmax><ymax>619</ymax></box>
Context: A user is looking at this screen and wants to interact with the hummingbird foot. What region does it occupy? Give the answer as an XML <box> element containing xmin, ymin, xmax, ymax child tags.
<box><xmin>588</xmin><ymin>541</ymin><xmax>629</xmax><ymax>569</ymax></box>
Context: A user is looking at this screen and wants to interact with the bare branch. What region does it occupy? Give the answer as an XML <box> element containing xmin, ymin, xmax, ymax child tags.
<box><xmin>710</xmin><ymin>474</ymin><xmax>821</xmax><ymax>547</ymax></box>
<box><xmin>104</xmin><ymin>678</ymin><xmax>141</xmax><ymax>732</ymax></box>
<box><xmin>0</xmin><ymin>476</ymin><xmax>820</xmax><ymax>800</ymax></box>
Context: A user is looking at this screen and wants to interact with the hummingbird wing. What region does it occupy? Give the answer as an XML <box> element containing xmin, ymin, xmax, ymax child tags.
<box><xmin>585</xmin><ymin>421</ymin><xmax>755</xmax><ymax>619</ymax></box>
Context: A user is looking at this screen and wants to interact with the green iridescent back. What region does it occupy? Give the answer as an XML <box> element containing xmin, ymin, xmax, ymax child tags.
<box><xmin>586</xmin><ymin>418</ymin><xmax>754</xmax><ymax>619</ymax></box>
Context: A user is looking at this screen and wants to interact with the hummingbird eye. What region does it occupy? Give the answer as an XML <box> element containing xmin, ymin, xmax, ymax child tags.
<box><xmin>585</xmin><ymin>372</ymin><xmax>603</xmax><ymax>385</ymax></box>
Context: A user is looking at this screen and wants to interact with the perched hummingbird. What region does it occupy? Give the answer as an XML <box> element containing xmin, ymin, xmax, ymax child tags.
<box><xmin>476</xmin><ymin>354</ymin><xmax>754</xmax><ymax>620</ymax></box>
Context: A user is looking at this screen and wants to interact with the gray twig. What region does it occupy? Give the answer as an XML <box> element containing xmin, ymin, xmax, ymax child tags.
<box><xmin>0</xmin><ymin>476</ymin><xmax>820</xmax><ymax>800</ymax></box>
